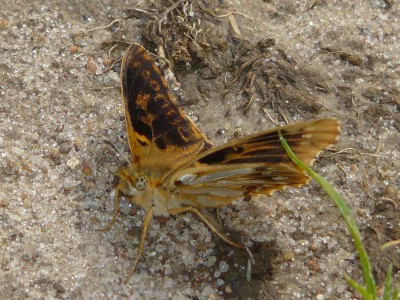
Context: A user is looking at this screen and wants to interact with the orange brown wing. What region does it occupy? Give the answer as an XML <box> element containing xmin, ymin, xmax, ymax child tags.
<box><xmin>163</xmin><ymin>119</ymin><xmax>340</xmax><ymax>207</ymax></box>
<box><xmin>120</xmin><ymin>44</ymin><xmax>212</xmax><ymax>168</ymax></box>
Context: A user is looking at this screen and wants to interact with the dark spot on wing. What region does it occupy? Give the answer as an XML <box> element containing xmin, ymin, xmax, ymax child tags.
<box><xmin>155</xmin><ymin>136</ymin><xmax>167</xmax><ymax>149</ymax></box>
<box><xmin>199</xmin><ymin>146</ymin><xmax>245</xmax><ymax>164</ymax></box>
<box><xmin>166</xmin><ymin>127</ymin><xmax>187</xmax><ymax>146</ymax></box>
<box><xmin>130</xmin><ymin>105</ymin><xmax>153</xmax><ymax>141</ymax></box>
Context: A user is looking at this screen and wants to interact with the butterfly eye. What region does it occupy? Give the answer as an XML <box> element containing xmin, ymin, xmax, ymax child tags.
<box><xmin>134</xmin><ymin>176</ymin><xmax>148</xmax><ymax>191</ymax></box>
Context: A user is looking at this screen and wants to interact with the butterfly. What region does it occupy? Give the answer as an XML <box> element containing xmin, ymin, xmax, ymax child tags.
<box><xmin>101</xmin><ymin>43</ymin><xmax>340</xmax><ymax>282</ymax></box>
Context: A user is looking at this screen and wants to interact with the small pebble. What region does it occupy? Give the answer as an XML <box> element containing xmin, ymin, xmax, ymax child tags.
<box><xmin>67</xmin><ymin>157</ymin><xmax>80</xmax><ymax>169</ymax></box>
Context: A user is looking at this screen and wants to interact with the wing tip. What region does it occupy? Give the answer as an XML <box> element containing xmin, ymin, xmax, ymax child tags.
<box><xmin>307</xmin><ymin>118</ymin><xmax>341</xmax><ymax>167</ymax></box>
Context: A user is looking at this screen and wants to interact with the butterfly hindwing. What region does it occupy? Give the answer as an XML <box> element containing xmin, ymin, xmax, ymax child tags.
<box><xmin>164</xmin><ymin>119</ymin><xmax>340</xmax><ymax>207</ymax></box>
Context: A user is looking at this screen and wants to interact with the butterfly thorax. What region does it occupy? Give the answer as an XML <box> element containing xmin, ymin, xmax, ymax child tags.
<box><xmin>117</xmin><ymin>163</ymin><xmax>176</xmax><ymax>216</ymax></box>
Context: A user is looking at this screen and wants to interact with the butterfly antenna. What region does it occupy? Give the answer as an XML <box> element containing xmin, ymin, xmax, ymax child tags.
<box><xmin>103</xmin><ymin>140</ymin><xmax>131</xmax><ymax>164</ymax></box>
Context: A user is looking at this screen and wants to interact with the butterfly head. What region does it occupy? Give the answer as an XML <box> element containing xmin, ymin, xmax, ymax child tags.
<box><xmin>117</xmin><ymin>164</ymin><xmax>147</xmax><ymax>195</ymax></box>
<box><xmin>115</xmin><ymin>163</ymin><xmax>165</xmax><ymax>213</ymax></box>
<box><xmin>134</xmin><ymin>175</ymin><xmax>148</xmax><ymax>191</ymax></box>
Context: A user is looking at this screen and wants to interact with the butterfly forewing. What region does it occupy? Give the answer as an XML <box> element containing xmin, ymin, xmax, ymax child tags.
<box><xmin>120</xmin><ymin>44</ymin><xmax>212</xmax><ymax>168</ymax></box>
<box><xmin>164</xmin><ymin>119</ymin><xmax>340</xmax><ymax>207</ymax></box>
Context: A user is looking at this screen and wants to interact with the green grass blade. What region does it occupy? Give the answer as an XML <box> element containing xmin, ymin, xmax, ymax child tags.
<box><xmin>343</xmin><ymin>272</ymin><xmax>373</xmax><ymax>300</ymax></box>
<box><xmin>278</xmin><ymin>131</ymin><xmax>377</xmax><ymax>299</ymax></box>
<box><xmin>393</xmin><ymin>288</ymin><xmax>399</xmax><ymax>300</ymax></box>
<box><xmin>383</xmin><ymin>264</ymin><xmax>393</xmax><ymax>300</ymax></box>
<box><xmin>381</xmin><ymin>239</ymin><xmax>400</xmax><ymax>250</ymax></box>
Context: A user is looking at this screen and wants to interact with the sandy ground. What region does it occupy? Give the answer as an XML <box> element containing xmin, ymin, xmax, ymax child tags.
<box><xmin>1</xmin><ymin>0</ymin><xmax>399</xmax><ymax>299</ymax></box>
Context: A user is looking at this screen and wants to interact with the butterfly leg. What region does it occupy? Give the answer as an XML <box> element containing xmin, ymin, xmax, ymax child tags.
<box><xmin>124</xmin><ymin>206</ymin><xmax>155</xmax><ymax>283</ymax></box>
<box><xmin>168</xmin><ymin>206</ymin><xmax>245</xmax><ymax>250</ymax></box>
<box><xmin>99</xmin><ymin>186</ymin><xmax>121</xmax><ymax>232</ymax></box>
